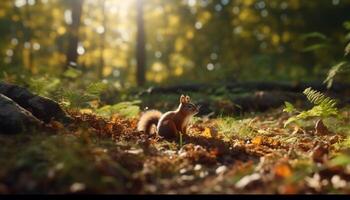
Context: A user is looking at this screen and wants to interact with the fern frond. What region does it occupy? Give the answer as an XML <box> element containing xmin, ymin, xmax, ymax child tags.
<box><xmin>284</xmin><ymin>88</ymin><xmax>338</xmax><ymax>127</ymax></box>
<box><xmin>283</xmin><ymin>102</ymin><xmax>297</xmax><ymax>113</ymax></box>
<box><xmin>345</xmin><ymin>42</ymin><xmax>350</xmax><ymax>56</ymax></box>
<box><xmin>323</xmin><ymin>62</ymin><xmax>348</xmax><ymax>89</ymax></box>
<box><xmin>303</xmin><ymin>87</ymin><xmax>337</xmax><ymax>108</ymax></box>
<box><xmin>86</xmin><ymin>82</ymin><xmax>108</xmax><ymax>95</ymax></box>
<box><xmin>300</xmin><ymin>32</ymin><xmax>327</xmax><ymax>41</ymax></box>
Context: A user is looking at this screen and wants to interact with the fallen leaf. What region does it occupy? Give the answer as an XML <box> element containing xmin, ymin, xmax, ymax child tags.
<box><xmin>312</xmin><ymin>144</ymin><xmax>329</xmax><ymax>163</ymax></box>
<box><xmin>274</xmin><ymin>163</ymin><xmax>292</xmax><ymax>178</ymax></box>
<box><xmin>202</xmin><ymin>127</ymin><xmax>212</xmax><ymax>138</ymax></box>
<box><xmin>252</xmin><ymin>136</ymin><xmax>263</xmax><ymax>145</ymax></box>
<box><xmin>315</xmin><ymin>119</ymin><xmax>332</xmax><ymax>135</ymax></box>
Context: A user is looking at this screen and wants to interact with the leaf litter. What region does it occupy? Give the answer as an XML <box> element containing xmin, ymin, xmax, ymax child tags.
<box><xmin>0</xmin><ymin>108</ymin><xmax>350</xmax><ymax>194</ymax></box>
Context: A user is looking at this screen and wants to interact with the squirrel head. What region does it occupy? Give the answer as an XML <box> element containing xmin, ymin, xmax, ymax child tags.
<box><xmin>179</xmin><ymin>94</ymin><xmax>199</xmax><ymax>116</ymax></box>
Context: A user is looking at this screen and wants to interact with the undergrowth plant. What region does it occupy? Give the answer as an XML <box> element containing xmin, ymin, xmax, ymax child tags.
<box><xmin>58</xmin><ymin>82</ymin><xmax>108</xmax><ymax>110</ymax></box>
<box><xmin>323</xmin><ymin>20</ymin><xmax>350</xmax><ymax>89</ymax></box>
<box><xmin>283</xmin><ymin>87</ymin><xmax>339</xmax><ymax>127</ymax></box>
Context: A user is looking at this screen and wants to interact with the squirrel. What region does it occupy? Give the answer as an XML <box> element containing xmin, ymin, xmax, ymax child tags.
<box><xmin>137</xmin><ymin>94</ymin><xmax>199</xmax><ymax>139</ymax></box>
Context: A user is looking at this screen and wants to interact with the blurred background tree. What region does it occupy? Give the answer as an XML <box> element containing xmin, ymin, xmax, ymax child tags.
<box><xmin>0</xmin><ymin>0</ymin><xmax>349</xmax><ymax>88</ymax></box>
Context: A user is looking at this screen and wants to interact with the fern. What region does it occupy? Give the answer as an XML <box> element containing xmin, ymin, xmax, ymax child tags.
<box><xmin>303</xmin><ymin>87</ymin><xmax>337</xmax><ymax>109</ymax></box>
<box><xmin>300</xmin><ymin>32</ymin><xmax>327</xmax><ymax>41</ymax></box>
<box><xmin>323</xmin><ymin>62</ymin><xmax>349</xmax><ymax>89</ymax></box>
<box><xmin>96</xmin><ymin>100</ymin><xmax>141</xmax><ymax>118</ymax></box>
<box><xmin>283</xmin><ymin>102</ymin><xmax>297</xmax><ymax>113</ymax></box>
<box><xmin>58</xmin><ymin>82</ymin><xmax>108</xmax><ymax>109</ymax></box>
<box><xmin>345</xmin><ymin>42</ymin><xmax>350</xmax><ymax>56</ymax></box>
<box><xmin>28</xmin><ymin>76</ymin><xmax>61</xmax><ymax>97</ymax></box>
<box><xmin>284</xmin><ymin>88</ymin><xmax>338</xmax><ymax>127</ymax></box>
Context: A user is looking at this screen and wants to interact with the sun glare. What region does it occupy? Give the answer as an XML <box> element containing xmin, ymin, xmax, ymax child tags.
<box><xmin>104</xmin><ymin>0</ymin><xmax>134</xmax><ymax>16</ymax></box>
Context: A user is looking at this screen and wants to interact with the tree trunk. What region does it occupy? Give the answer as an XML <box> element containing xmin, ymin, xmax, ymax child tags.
<box><xmin>136</xmin><ymin>0</ymin><xmax>146</xmax><ymax>86</ymax></box>
<box><xmin>65</xmin><ymin>0</ymin><xmax>84</xmax><ymax>69</ymax></box>
<box><xmin>24</xmin><ymin>0</ymin><xmax>34</xmax><ymax>72</ymax></box>
<box><xmin>98</xmin><ymin>0</ymin><xmax>106</xmax><ymax>79</ymax></box>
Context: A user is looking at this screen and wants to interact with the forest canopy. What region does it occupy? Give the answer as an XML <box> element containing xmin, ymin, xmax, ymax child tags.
<box><xmin>1</xmin><ymin>0</ymin><xmax>350</xmax><ymax>88</ymax></box>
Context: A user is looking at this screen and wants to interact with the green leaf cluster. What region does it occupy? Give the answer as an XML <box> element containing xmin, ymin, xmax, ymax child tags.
<box><xmin>28</xmin><ymin>76</ymin><xmax>61</xmax><ymax>97</ymax></box>
<box><xmin>283</xmin><ymin>87</ymin><xmax>338</xmax><ymax>127</ymax></box>
<box><xmin>96</xmin><ymin>100</ymin><xmax>141</xmax><ymax>118</ymax></box>
<box><xmin>323</xmin><ymin>62</ymin><xmax>348</xmax><ymax>89</ymax></box>
<box><xmin>59</xmin><ymin>82</ymin><xmax>108</xmax><ymax>109</ymax></box>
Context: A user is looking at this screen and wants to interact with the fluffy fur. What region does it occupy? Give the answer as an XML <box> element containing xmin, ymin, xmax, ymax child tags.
<box><xmin>137</xmin><ymin>110</ymin><xmax>162</xmax><ymax>135</ymax></box>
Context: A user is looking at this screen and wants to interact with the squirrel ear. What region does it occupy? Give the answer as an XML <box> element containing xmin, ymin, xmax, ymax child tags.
<box><xmin>185</xmin><ymin>95</ymin><xmax>190</xmax><ymax>103</ymax></box>
<box><xmin>180</xmin><ymin>95</ymin><xmax>186</xmax><ymax>103</ymax></box>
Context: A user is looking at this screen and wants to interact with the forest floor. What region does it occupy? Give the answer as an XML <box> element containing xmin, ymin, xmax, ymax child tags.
<box><xmin>1</xmin><ymin>102</ymin><xmax>350</xmax><ymax>194</ymax></box>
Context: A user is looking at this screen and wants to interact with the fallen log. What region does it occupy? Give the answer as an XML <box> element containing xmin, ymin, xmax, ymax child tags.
<box><xmin>0</xmin><ymin>82</ymin><xmax>72</xmax><ymax>124</ymax></box>
<box><xmin>143</xmin><ymin>81</ymin><xmax>350</xmax><ymax>95</ymax></box>
<box><xmin>0</xmin><ymin>94</ymin><xmax>43</xmax><ymax>134</ymax></box>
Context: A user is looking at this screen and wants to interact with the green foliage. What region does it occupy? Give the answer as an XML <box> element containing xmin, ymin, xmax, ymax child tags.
<box><xmin>63</xmin><ymin>67</ymin><xmax>83</xmax><ymax>79</ymax></box>
<box><xmin>324</xmin><ymin>62</ymin><xmax>349</xmax><ymax>89</ymax></box>
<box><xmin>300</xmin><ymin>32</ymin><xmax>330</xmax><ymax>53</ymax></box>
<box><xmin>96</xmin><ymin>100</ymin><xmax>141</xmax><ymax>118</ymax></box>
<box><xmin>283</xmin><ymin>102</ymin><xmax>297</xmax><ymax>113</ymax></box>
<box><xmin>28</xmin><ymin>76</ymin><xmax>61</xmax><ymax>97</ymax></box>
<box><xmin>323</xmin><ymin>20</ymin><xmax>350</xmax><ymax>88</ymax></box>
<box><xmin>302</xmin><ymin>44</ymin><xmax>329</xmax><ymax>52</ymax></box>
<box><xmin>216</xmin><ymin>117</ymin><xmax>256</xmax><ymax>140</ymax></box>
<box><xmin>334</xmin><ymin>136</ymin><xmax>350</xmax><ymax>151</ymax></box>
<box><xmin>59</xmin><ymin>82</ymin><xmax>108</xmax><ymax>109</ymax></box>
<box><xmin>345</xmin><ymin>42</ymin><xmax>350</xmax><ymax>56</ymax></box>
<box><xmin>86</xmin><ymin>82</ymin><xmax>108</xmax><ymax>97</ymax></box>
<box><xmin>330</xmin><ymin>153</ymin><xmax>350</xmax><ymax>167</ymax></box>
<box><xmin>284</xmin><ymin>88</ymin><xmax>338</xmax><ymax>127</ymax></box>
<box><xmin>303</xmin><ymin>87</ymin><xmax>337</xmax><ymax>108</ymax></box>
<box><xmin>300</xmin><ymin>32</ymin><xmax>328</xmax><ymax>41</ymax></box>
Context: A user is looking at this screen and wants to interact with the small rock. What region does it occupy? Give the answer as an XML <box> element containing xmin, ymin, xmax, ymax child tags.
<box><xmin>125</xmin><ymin>148</ymin><xmax>143</xmax><ymax>155</ymax></box>
<box><xmin>331</xmin><ymin>175</ymin><xmax>347</xmax><ymax>189</ymax></box>
<box><xmin>235</xmin><ymin>173</ymin><xmax>261</xmax><ymax>189</ymax></box>
<box><xmin>180</xmin><ymin>168</ymin><xmax>187</xmax><ymax>174</ymax></box>
<box><xmin>215</xmin><ymin>165</ymin><xmax>227</xmax><ymax>174</ymax></box>
<box><xmin>194</xmin><ymin>164</ymin><xmax>202</xmax><ymax>171</ymax></box>
<box><xmin>181</xmin><ymin>175</ymin><xmax>195</xmax><ymax>181</ymax></box>
<box><xmin>70</xmin><ymin>182</ymin><xmax>86</xmax><ymax>193</ymax></box>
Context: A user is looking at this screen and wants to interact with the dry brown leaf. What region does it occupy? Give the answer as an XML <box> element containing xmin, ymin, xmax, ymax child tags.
<box><xmin>315</xmin><ymin>119</ymin><xmax>332</xmax><ymax>135</ymax></box>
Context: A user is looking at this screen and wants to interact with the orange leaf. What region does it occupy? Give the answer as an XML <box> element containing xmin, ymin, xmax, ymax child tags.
<box><xmin>202</xmin><ymin>127</ymin><xmax>212</xmax><ymax>138</ymax></box>
<box><xmin>50</xmin><ymin>121</ymin><xmax>64</xmax><ymax>130</ymax></box>
<box><xmin>252</xmin><ymin>136</ymin><xmax>263</xmax><ymax>145</ymax></box>
<box><xmin>274</xmin><ymin>163</ymin><xmax>292</xmax><ymax>178</ymax></box>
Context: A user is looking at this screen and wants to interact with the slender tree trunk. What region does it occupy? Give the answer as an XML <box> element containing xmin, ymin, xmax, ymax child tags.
<box><xmin>136</xmin><ymin>0</ymin><xmax>146</xmax><ymax>86</ymax></box>
<box><xmin>66</xmin><ymin>0</ymin><xmax>84</xmax><ymax>69</ymax></box>
<box><xmin>24</xmin><ymin>0</ymin><xmax>34</xmax><ymax>72</ymax></box>
<box><xmin>98</xmin><ymin>0</ymin><xmax>106</xmax><ymax>79</ymax></box>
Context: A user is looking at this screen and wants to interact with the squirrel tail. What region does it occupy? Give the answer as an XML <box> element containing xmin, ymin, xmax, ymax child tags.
<box><xmin>137</xmin><ymin>110</ymin><xmax>162</xmax><ymax>135</ymax></box>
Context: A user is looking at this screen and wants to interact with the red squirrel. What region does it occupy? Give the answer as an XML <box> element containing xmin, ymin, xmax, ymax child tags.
<box><xmin>137</xmin><ymin>94</ymin><xmax>199</xmax><ymax>139</ymax></box>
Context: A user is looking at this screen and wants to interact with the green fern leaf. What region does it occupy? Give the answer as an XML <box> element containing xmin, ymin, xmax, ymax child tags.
<box><xmin>300</xmin><ymin>32</ymin><xmax>328</xmax><ymax>41</ymax></box>
<box><xmin>284</xmin><ymin>88</ymin><xmax>338</xmax><ymax>127</ymax></box>
<box><xmin>345</xmin><ymin>42</ymin><xmax>350</xmax><ymax>56</ymax></box>
<box><xmin>283</xmin><ymin>102</ymin><xmax>296</xmax><ymax>113</ymax></box>
<box><xmin>323</xmin><ymin>62</ymin><xmax>348</xmax><ymax>89</ymax></box>
<box><xmin>86</xmin><ymin>82</ymin><xmax>108</xmax><ymax>96</ymax></box>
